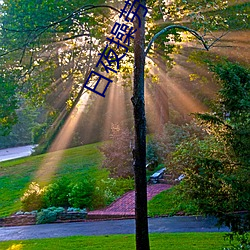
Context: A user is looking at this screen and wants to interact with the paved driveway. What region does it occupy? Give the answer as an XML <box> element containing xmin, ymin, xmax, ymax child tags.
<box><xmin>0</xmin><ymin>216</ymin><xmax>229</xmax><ymax>241</ymax></box>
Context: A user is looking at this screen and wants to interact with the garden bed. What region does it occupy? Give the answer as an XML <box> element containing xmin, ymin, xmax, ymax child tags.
<box><xmin>0</xmin><ymin>210</ymin><xmax>88</xmax><ymax>227</ymax></box>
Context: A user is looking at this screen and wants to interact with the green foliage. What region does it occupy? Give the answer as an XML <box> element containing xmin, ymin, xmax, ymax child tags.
<box><xmin>99</xmin><ymin>124</ymin><xmax>134</xmax><ymax>178</ymax></box>
<box><xmin>113</xmin><ymin>177</ymin><xmax>134</xmax><ymax>196</ymax></box>
<box><xmin>0</xmin><ymin>0</ymin><xmax>242</xmax><ymax>136</ymax></box>
<box><xmin>0</xmin><ymin>104</ymin><xmax>44</xmax><ymax>148</ymax></box>
<box><xmin>43</xmin><ymin>177</ymin><xmax>96</xmax><ymax>209</ymax></box>
<box><xmin>93</xmin><ymin>178</ymin><xmax>117</xmax><ymax>208</ymax></box>
<box><xmin>211</xmin><ymin>2</ymin><xmax>250</xmax><ymax>30</ymax></box>
<box><xmin>0</xmin><ymin>75</ymin><xmax>18</xmax><ymax>136</ymax></box>
<box><xmin>197</xmin><ymin>61</ymin><xmax>250</xmax><ymax>177</ymax></box>
<box><xmin>68</xmin><ymin>180</ymin><xmax>94</xmax><ymax>209</ymax></box>
<box><xmin>43</xmin><ymin>178</ymin><xmax>71</xmax><ymax>208</ymax></box>
<box><xmin>146</xmin><ymin>0</ymin><xmax>241</xmax><ymax>62</ymax></box>
<box><xmin>67</xmin><ymin>207</ymin><xmax>86</xmax><ymax>213</ymax></box>
<box><xmin>20</xmin><ymin>182</ymin><xmax>45</xmax><ymax>212</ymax></box>
<box><xmin>20</xmin><ymin>171</ymin><xmax>133</xmax><ymax>212</ymax></box>
<box><xmin>148</xmin><ymin>186</ymin><xmax>199</xmax><ymax>217</ymax></box>
<box><xmin>168</xmin><ymin>136</ymin><xmax>240</xmax><ymax>212</ymax></box>
<box><xmin>223</xmin><ymin>233</ymin><xmax>250</xmax><ymax>250</ymax></box>
<box><xmin>168</xmin><ymin>61</ymin><xmax>250</xmax><ymax>233</ymax></box>
<box><xmin>36</xmin><ymin>206</ymin><xmax>64</xmax><ymax>224</ymax></box>
<box><xmin>93</xmin><ymin>177</ymin><xmax>134</xmax><ymax>209</ymax></box>
<box><xmin>0</xmin><ymin>0</ymin><xmax>109</xmax><ymax>110</ymax></box>
<box><xmin>32</xmin><ymin>123</ymin><xmax>48</xmax><ymax>144</ymax></box>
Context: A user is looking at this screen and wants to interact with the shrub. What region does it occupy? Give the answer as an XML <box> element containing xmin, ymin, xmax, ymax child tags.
<box><xmin>67</xmin><ymin>207</ymin><xmax>87</xmax><ymax>213</ymax></box>
<box><xmin>43</xmin><ymin>177</ymin><xmax>71</xmax><ymax>208</ymax></box>
<box><xmin>223</xmin><ymin>233</ymin><xmax>250</xmax><ymax>250</ymax></box>
<box><xmin>113</xmin><ymin>177</ymin><xmax>134</xmax><ymax>197</ymax></box>
<box><xmin>68</xmin><ymin>180</ymin><xmax>94</xmax><ymax>209</ymax></box>
<box><xmin>21</xmin><ymin>182</ymin><xmax>45</xmax><ymax>211</ymax></box>
<box><xmin>93</xmin><ymin>178</ymin><xmax>117</xmax><ymax>209</ymax></box>
<box><xmin>93</xmin><ymin>177</ymin><xmax>134</xmax><ymax>209</ymax></box>
<box><xmin>36</xmin><ymin>206</ymin><xmax>64</xmax><ymax>224</ymax></box>
<box><xmin>32</xmin><ymin>123</ymin><xmax>47</xmax><ymax>144</ymax></box>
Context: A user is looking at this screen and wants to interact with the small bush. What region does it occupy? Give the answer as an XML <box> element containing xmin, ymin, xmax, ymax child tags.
<box><xmin>36</xmin><ymin>206</ymin><xmax>64</xmax><ymax>224</ymax></box>
<box><xmin>93</xmin><ymin>177</ymin><xmax>134</xmax><ymax>209</ymax></box>
<box><xmin>21</xmin><ymin>182</ymin><xmax>45</xmax><ymax>211</ymax></box>
<box><xmin>67</xmin><ymin>207</ymin><xmax>86</xmax><ymax>213</ymax></box>
<box><xmin>43</xmin><ymin>177</ymin><xmax>71</xmax><ymax>208</ymax></box>
<box><xmin>223</xmin><ymin>233</ymin><xmax>250</xmax><ymax>250</ymax></box>
<box><xmin>68</xmin><ymin>180</ymin><xmax>94</xmax><ymax>209</ymax></box>
<box><xmin>113</xmin><ymin>177</ymin><xmax>134</xmax><ymax>197</ymax></box>
<box><xmin>32</xmin><ymin>123</ymin><xmax>48</xmax><ymax>144</ymax></box>
<box><xmin>93</xmin><ymin>178</ymin><xmax>117</xmax><ymax>208</ymax></box>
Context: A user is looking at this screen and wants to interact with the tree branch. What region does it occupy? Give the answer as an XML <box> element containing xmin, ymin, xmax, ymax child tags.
<box><xmin>1</xmin><ymin>5</ymin><xmax>121</xmax><ymax>33</ymax></box>
<box><xmin>205</xmin><ymin>30</ymin><xmax>230</xmax><ymax>49</ymax></box>
<box><xmin>145</xmin><ymin>25</ymin><xmax>212</xmax><ymax>56</ymax></box>
<box><xmin>0</xmin><ymin>4</ymin><xmax>121</xmax><ymax>57</ymax></box>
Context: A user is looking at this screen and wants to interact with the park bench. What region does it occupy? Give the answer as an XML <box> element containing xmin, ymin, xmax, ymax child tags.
<box><xmin>149</xmin><ymin>168</ymin><xmax>165</xmax><ymax>184</ymax></box>
<box><xmin>175</xmin><ymin>174</ymin><xmax>185</xmax><ymax>182</ymax></box>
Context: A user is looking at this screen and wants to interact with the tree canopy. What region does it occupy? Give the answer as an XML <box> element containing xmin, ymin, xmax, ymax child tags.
<box><xmin>0</xmin><ymin>0</ymin><xmax>248</xmax><ymax>129</ymax></box>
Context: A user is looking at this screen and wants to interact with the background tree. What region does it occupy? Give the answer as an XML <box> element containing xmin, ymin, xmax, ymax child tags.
<box><xmin>168</xmin><ymin>61</ymin><xmax>250</xmax><ymax>233</ymax></box>
<box><xmin>0</xmin><ymin>74</ymin><xmax>18</xmax><ymax>136</ymax></box>
<box><xmin>99</xmin><ymin>124</ymin><xmax>133</xmax><ymax>178</ymax></box>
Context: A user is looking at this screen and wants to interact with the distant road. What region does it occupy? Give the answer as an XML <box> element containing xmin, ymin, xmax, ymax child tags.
<box><xmin>0</xmin><ymin>145</ymin><xmax>37</xmax><ymax>162</ymax></box>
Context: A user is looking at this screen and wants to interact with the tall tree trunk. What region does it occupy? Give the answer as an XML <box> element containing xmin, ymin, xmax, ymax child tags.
<box><xmin>131</xmin><ymin>0</ymin><xmax>150</xmax><ymax>249</ymax></box>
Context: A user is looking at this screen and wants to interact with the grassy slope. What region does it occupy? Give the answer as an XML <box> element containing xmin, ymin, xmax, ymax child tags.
<box><xmin>148</xmin><ymin>186</ymin><xmax>200</xmax><ymax>217</ymax></box>
<box><xmin>0</xmin><ymin>143</ymin><xmax>103</xmax><ymax>217</ymax></box>
<box><xmin>0</xmin><ymin>233</ymin><xmax>230</xmax><ymax>250</ymax></box>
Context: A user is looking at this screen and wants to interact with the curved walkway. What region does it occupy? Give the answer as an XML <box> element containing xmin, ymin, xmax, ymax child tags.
<box><xmin>88</xmin><ymin>184</ymin><xmax>171</xmax><ymax>219</ymax></box>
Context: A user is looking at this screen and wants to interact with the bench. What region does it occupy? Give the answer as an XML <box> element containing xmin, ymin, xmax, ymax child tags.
<box><xmin>175</xmin><ymin>174</ymin><xmax>185</xmax><ymax>182</ymax></box>
<box><xmin>149</xmin><ymin>168</ymin><xmax>165</xmax><ymax>184</ymax></box>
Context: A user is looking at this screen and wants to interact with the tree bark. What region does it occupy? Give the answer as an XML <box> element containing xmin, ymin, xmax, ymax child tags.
<box><xmin>131</xmin><ymin>0</ymin><xmax>150</xmax><ymax>250</ymax></box>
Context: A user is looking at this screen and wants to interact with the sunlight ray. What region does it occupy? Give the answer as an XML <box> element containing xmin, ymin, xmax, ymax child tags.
<box><xmin>35</xmin><ymin>93</ymin><xmax>90</xmax><ymax>184</ymax></box>
<box><xmin>100</xmin><ymin>82</ymin><xmax>128</xmax><ymax>141</ymax></box>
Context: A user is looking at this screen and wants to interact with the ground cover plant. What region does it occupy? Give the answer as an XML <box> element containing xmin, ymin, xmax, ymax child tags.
<box><xmin>0</xmin><ymin>233</ymin><xmax>232</xmax><ymax>250</ymax></box>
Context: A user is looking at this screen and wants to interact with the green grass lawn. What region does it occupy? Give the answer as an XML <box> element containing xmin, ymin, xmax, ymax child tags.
<box><xmin>0</xmin><ymin>140</ymin><xmax>185</xmax><ymax>219</ymax></box>
<box><xmin>0</xmin><ymin>143</ymin><xmax>104</xmax><ymax>217</ymax></box>
<box><xmin>0</xmin><ymin>140</ymin><xmax>196</xmax><ymax>218</ymax></box>
<box><xmin>148</xmin><ymin>186</ymin><xmax>199</xmax><ymax>217</ymax></box>
<box><xmin>0</xmin><ymin>233</ymin><xmax>230</xmax><ymax>250</ymax></box>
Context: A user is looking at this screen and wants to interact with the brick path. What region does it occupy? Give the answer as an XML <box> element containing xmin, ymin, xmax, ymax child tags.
<box><xmin>88</xmin><ymin>184</ymin><xmax>171</xmax><ymax>219</ymax></box>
